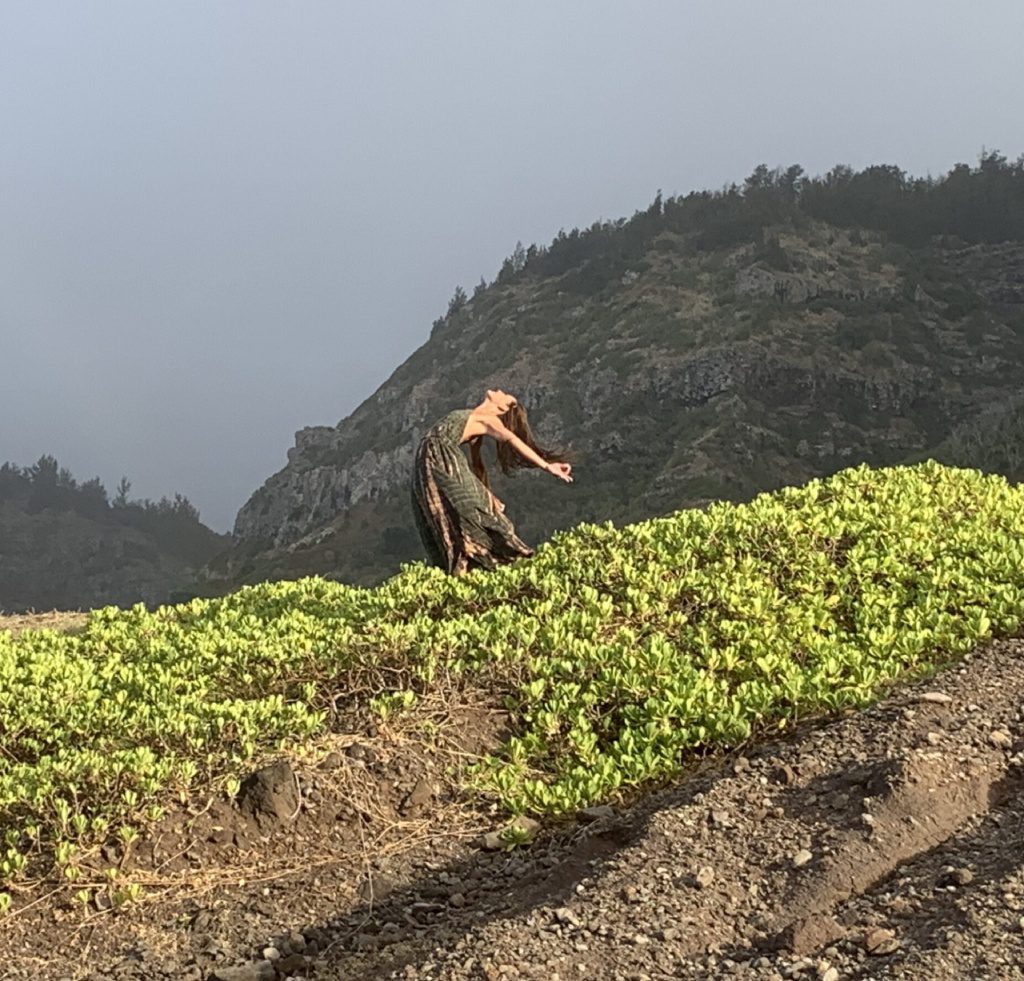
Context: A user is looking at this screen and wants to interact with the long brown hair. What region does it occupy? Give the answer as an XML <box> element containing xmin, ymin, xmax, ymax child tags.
<box><xmin>468</xmin><ymin>403</ymin><xmax>570</xmax><ymax>490</ymax></box>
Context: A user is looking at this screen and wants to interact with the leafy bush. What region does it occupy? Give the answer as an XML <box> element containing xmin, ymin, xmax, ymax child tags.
<box><xmin>2</xmin><ymin>462</ymin><xmax>1023</xmax><ymax>887</ymax></box>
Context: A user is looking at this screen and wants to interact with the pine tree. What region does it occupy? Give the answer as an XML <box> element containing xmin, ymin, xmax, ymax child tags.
<box><xmin>114</xmin><ymin>476</ymin><xmax>132</xmax><ymax>508</ymax></box>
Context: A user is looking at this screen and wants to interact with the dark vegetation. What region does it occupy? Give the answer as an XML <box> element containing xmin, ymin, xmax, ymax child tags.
<box><xmin>424</xmin><ymin>154</ymin><xmax>1024</xmax><ymax>340</ymax></box>
<box><xmin>931</xmin><ymin>395</ymin><xmax>1024</xmax><ymax>483</ymax></box>
<box><xmin>0</xmin><ymin>456</ymin><xmax>229</xmax><ymax>610</ymax></box>
<box><xmin>483</xmin><ymin>150</ymin><xmax>1024</xmax><ymax>298</ymax></box>
<box><xmin>0</xmin><ymin>456</ymin><xmax>222</xmax><ymax>566</ymax></box>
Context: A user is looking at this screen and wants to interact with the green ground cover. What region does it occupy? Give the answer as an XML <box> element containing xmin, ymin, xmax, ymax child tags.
<box><xmin>2</xmin><ymin>461</ymin><xmax>1023</xmax><ymax>909</ymax></box>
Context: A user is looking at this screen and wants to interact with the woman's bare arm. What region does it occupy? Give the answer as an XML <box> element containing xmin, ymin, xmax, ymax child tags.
<box><xmin>479</xmin><ymin>416</ymin><xmax>573</xmax><ymax>482</ymax></box>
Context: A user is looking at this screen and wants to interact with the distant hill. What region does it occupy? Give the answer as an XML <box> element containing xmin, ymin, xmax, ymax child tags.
<box><xmin>203</xmin><ymin>152</ymin><xmax>1024</xmax><ymax>589</ymax></box>
<box><xmin>0</xmin><ymin>457</ymin><xmax>228</xmax><ymax>612</ymax></box>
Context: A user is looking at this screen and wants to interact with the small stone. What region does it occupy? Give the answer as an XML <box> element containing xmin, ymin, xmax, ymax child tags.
<box><xmin>262</xmin><ymin>946</ymin><xmax>280</xmax><ymax>961</ymax></box>
<box><xmin>926</xmin><ymin>732</ymin><xmax>942</xmax><ymax>745</ymax></box>
<box><xmin>449</xmin><ymin>892</ymin><xmax>466</xmax><ymax>908</ymax></box>
<box><xmin>237</xmin><ymin>761</ymin><xmax>300</xmax><ymax>828</ymax></box>
<box><xmin>554</xmin><ymin>907</ymin><xmax>581</xmax><ymax>927</ymax></box>
<box><xmin>710</xmin><ymin>808</ymin><xmax>731</xmax><ymax>827</ymax></box>
<box><xmin>358</xmin><ymin>873</ymin><xmax>395</xmax><ymax>902</ymax></box>
<box><xmin>793</xmin><ymin>849</ymin><xmax>813</xmax><ymax>868</ymax></box>
<box><xmin>821</xmin><ymin>969</ymin><xmax>839</xmax><ymax>981</ymax></box>
<box><xmin>401</xmin><ymin>778</ymin><xmax>436</xmax><ymax>813</ymax></box>
<box><xmin>694</xmin><ymin>866</ymin><xmax>715</xmax><ymax>889</ymax></box>
<box><xmin>660</xmin><ymin>927</ymin><xmax>680</xmax><ymax>941</ymax></box>
<box><xmin>208</xmin><ymin>825</ymin><xmax>234</xmax><ymax>846</ymax></box>
<box><xmin>920</xmin><ymin>692</ymin><xmax>953</xmax><ymax>704</ymax></box>
<box><xmin>989</xmin><ymin>730</ymin><xmax>1013</xmax><ymax>749</ymax></box>
<box><xmin>621</xmin><ymin>884</ymin><xmax>641</xmax><ymax>902</ymax></box>
<box><xmin>511</xmin><ymin>815</ymin><xmax>541</xmax><ymax>836</ymax></box>
<box><xmin>277</xmin><ymin>952</ymin><xmax>309</xmax><ymax>974</ymax></box>
<box><xmin>938</xmin><ymin>868</ymin><xmax>974</xmax><ymax>887</ymax></box>
<box><xmin>481</xmin><ymin>832</ymin><xmax>505</xmax><ymax>851</ymax></box>
<box><xmin>345</xmin><ymin>743</ymin><xmax>379</xmax><ymax>764</ymax></box>
<box><xmin>733</xmin><ymin>756</ymin><xmax>751</xmax><ymax>774</ymax></box>
<box><xmin>864</xmin><ymin>927</ymin><xmax>898</xmax><ymax>954</ymax></box>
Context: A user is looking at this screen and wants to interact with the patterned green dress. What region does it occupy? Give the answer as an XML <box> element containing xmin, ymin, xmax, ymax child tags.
<box><xmin>411</xmin><ymin>409</ymin><xmax>534</xmax><ymax>574</ymax></box>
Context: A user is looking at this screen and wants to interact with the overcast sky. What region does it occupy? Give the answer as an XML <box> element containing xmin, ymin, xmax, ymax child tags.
<box><xmin>3</xmin><ymin>1</ymin><xmax>1022</xmax><ymax>531</ymax></box>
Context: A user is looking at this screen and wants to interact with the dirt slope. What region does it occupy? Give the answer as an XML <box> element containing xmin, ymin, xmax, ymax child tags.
<box><xmin>5</xmin><ymin>636</ymin><xmax>1024</xmax><ymax>981</ymax></box>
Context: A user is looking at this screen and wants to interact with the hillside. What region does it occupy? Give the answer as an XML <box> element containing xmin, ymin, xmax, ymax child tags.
<box><xmin>207</xmin><ymin>155</ymin><xmax>1024</xmax><ymax>592</ymax></box>
<box><xmin>0</xmin><ymin>458</ymin><xmax>228</xmax><ymax>612</ymax></box>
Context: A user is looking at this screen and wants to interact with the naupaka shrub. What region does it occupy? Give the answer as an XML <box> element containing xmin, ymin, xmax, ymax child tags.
<box><xmin>2</xmin><ymin>461</ymin><xmax>1023</xmax><ymax>894</ymax></box>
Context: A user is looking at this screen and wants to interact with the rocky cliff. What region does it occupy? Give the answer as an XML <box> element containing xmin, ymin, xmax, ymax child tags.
<box><xmin>209</xmin><ymin>220</ymin><xmax>1024</xmax><ymax>588</ymax></box>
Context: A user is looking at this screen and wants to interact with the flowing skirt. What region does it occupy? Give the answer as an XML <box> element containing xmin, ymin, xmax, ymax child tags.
<box><xmin>411</xmin><ymin>432</ymin><xmax>533</xmax><ymax>575</ymax></box>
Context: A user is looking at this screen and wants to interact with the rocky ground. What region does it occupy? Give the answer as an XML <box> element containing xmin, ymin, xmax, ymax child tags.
<box><xmin>4</xmin><ymin>635</ymin><xmax>1024</xmax><ymax>981</ymax></box>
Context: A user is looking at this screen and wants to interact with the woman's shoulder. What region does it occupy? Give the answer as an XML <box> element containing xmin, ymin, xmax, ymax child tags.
<box><xmin>435</xmin><ymin>407</ymin><xmax>472</xmax><ymax>425</ymax></box>
<box><xmin>427</xmin><ymin>407</ymin><xmax>473</xmax><ymax>439</ymax></box>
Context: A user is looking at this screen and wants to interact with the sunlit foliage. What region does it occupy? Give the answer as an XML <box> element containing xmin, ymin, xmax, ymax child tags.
<box><xmin>2</xmin><ymin>461</ymin><xmax>1023</xmax><ymax>897</ymax></box>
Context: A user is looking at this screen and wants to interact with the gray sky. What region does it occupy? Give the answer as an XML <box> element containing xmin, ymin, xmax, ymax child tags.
<box><xmin>3</xmin><ymin>1</ymin><xmax>1022</xmax><ymax>531</ymax></box>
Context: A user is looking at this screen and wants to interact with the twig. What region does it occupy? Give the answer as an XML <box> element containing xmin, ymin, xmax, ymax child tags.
<box><xmin>287</xmin><ymin>767</ymin><xmax>303</xmax><ymax>822</ymax></box>
<box><xmin>2</xmin><ymin>884</ymin><xmax>64</xmax><ymax>923</ymax></box>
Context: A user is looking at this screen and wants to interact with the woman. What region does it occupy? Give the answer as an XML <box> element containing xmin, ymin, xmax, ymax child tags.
<box><xmin>411</xmin><ymin>389</ymin><xmax>572</xmax><ymax>575</ymax></box>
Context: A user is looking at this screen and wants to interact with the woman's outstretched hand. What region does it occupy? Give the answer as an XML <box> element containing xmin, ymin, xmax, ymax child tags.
<box><xmin>547</xmin><ymin>461</ymin><xmax>573</xmax><ymax>483</ymax></box>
